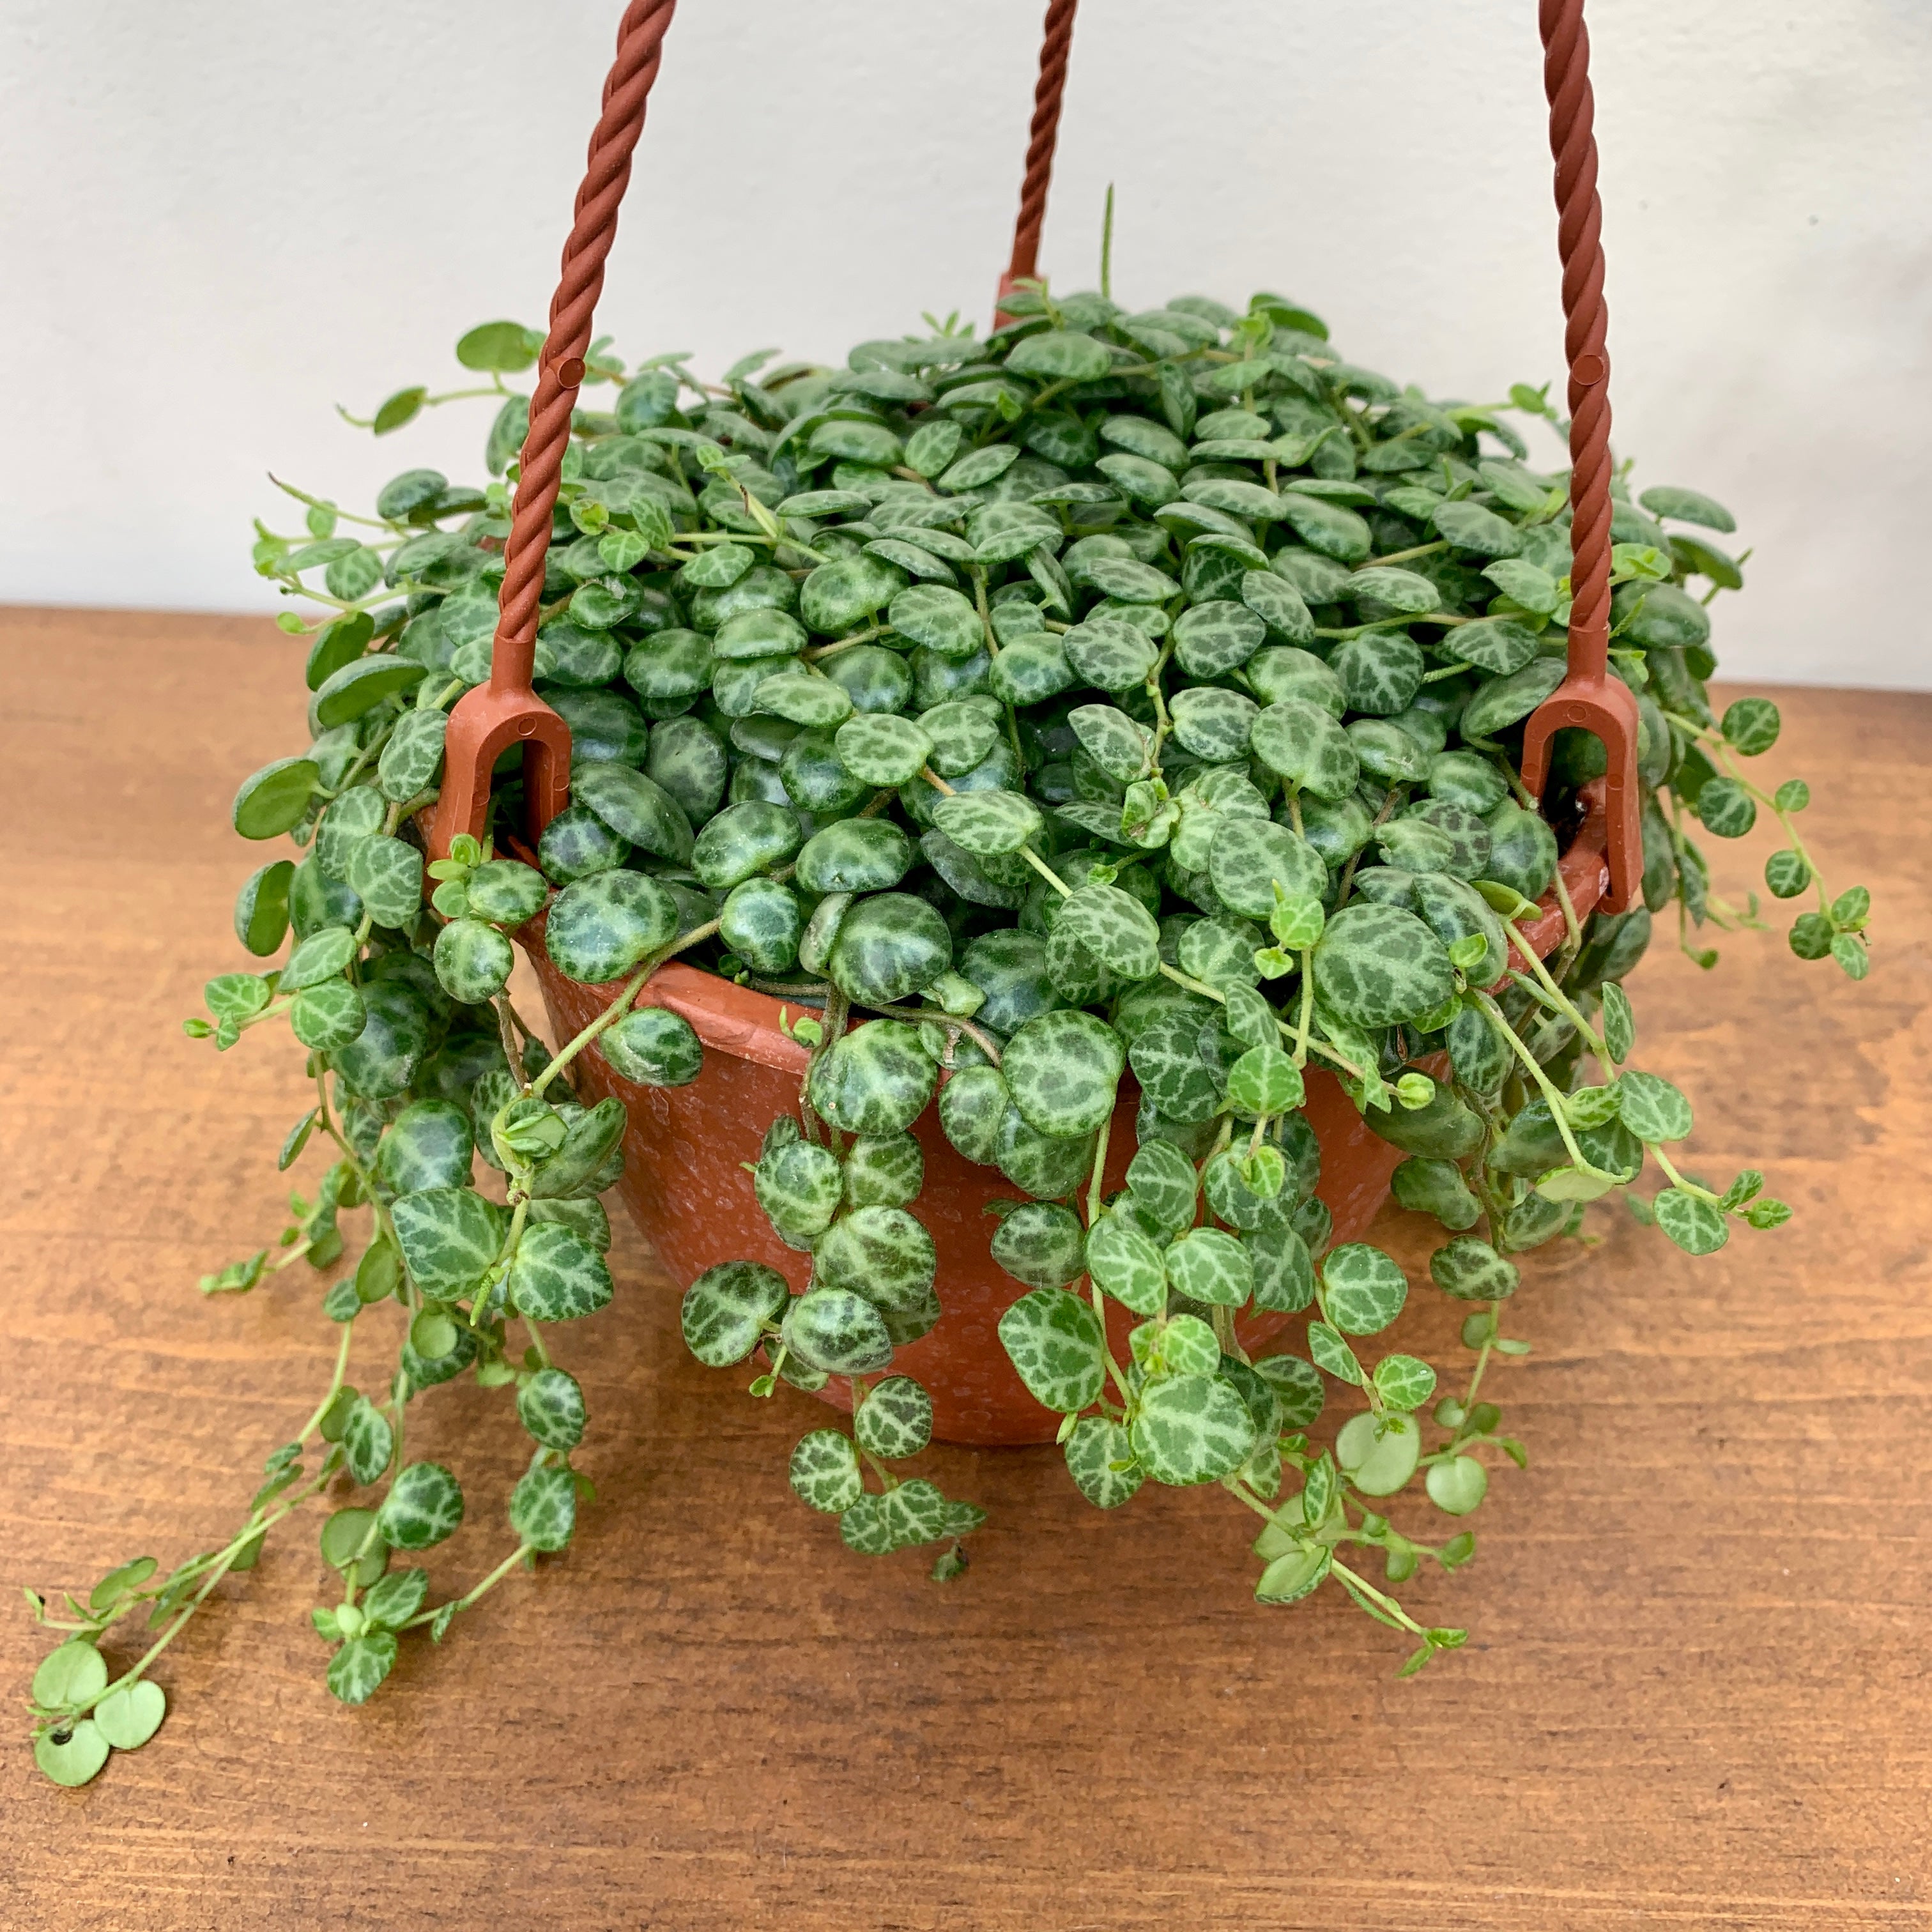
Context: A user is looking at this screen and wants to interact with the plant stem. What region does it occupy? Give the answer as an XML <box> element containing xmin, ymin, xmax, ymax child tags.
<box><xmin>400</xmin><ymin>1542</ymin><xmax>536</xmax><ymax>1631</ymax></box>
<box><xmin>1470</xmin><ymin>990</ymin><xmax>1605</xmax><ymax>1178</ymax></box>
<box><xmin>860</xmin><ymin>1003</ymin><xmax>1004</xmax><ymax>1068</ymax></box>
<box><xmin>530</xmin><ymin>919</ymin><xmax>722</xmax><ymax>1100</ymax></box>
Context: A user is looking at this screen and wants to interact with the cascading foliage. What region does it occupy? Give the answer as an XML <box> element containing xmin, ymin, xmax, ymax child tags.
<box><xmin>26</xmin><ymin>283</ymin><xmax>1871</xmax><ymax>1786</ymax></box>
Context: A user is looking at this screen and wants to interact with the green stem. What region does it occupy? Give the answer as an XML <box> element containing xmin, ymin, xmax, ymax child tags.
<box><xmin>1471</xmin><ymin>990</ymin><xmax>1604</xmax><ymax>1177</ymax></box>
<box><xmin>1329</xmin><ymin>1556</ymin><xmax>1429</xmax><ymax>1637</ymax></box>
<box><xmin>530</xmin><ymin>919</ymin><xmax>722</xmax><ymax>1100</ymax></box>
<box><xmin>1650</xmin><ymin>1145</ymin><xmax>1722</xmax><ymax>1204</ymax></box>
<box><xmin>1364</xmin><ymin>540</ymin><xmax>1448</xmax><ymax>569</ymax></box>
<box><xmin>399</xmin><ymin>1542</ymin><xmax>535</xmax><ymax>1631</ymax></box>
<box><xmin>1080</xmin><ymin>1113</ymin><xmax>1131</xmax><ymax>1400</ymax></box>
<box><xmin>77</xmin><ymin>1466</ymin><xmax>335</xmax><ymax>1714</ymax></box>
<box><xmin>861</xmin><ymin>1003</ymin><xmax>1004</xmax><ymax>1068</ymax></box>
<box><xmin>1501</xmin><ymin>917</ymin><xmax>1614</xmax><ymax>1078</ymax></box>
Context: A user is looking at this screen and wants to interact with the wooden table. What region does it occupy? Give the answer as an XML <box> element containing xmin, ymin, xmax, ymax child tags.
<box><xmin>4</xmin><ymin>608</ymin><xmax>1927</xmax><ymax>1929</ymax></box>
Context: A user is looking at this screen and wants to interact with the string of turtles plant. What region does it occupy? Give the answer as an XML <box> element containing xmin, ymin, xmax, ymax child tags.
<box><xmin>27</xmin><ymin>277</ymin><xmax>1871</xmax><ymax>1785</ymax></box>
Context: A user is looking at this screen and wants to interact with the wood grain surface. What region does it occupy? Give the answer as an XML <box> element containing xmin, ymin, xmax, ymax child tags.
<box><xmin>3</xmin><ymin>606</ymin><xmax>1927</xmax><ymax>1930</ymax></box>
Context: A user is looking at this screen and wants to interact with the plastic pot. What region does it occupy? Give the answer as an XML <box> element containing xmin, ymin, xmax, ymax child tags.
<box><xmin>523</xmin><ymin>796</ymin><xmax>1610</xmax><ymax>1448</ymax></box>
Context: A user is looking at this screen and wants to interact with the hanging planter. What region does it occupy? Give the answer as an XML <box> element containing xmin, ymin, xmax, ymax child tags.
<box><xmin>27</xmin><ymin>0</ymin><xmax>1873</xmax><ymax>1788</ymax></box>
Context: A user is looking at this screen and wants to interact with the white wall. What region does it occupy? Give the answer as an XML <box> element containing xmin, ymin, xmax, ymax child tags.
<box><xmin>4</xmin><ymin>0</ymin><xmax>1927</xmax><ymax>687</ymax></box>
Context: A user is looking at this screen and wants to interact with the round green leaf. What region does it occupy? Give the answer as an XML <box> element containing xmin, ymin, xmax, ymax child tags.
<box><xmin>1322</xmin><ymin>1244</ymin><xmax>1408</xmax><ymax>1335</ymax></box>
<box><xmin>853</xmin><ymin>1376</ymin><xmax>935</xmax><ymax>1460</ymax></box>
<box><xmin>1057</xmin><ymin>883</ymin><xmax>1160</xmax><ymax>981</ymax></box>
<box><xmin>802</xmin><ymin>554</ymin><xmax>905</xmax><ymax>634</ymax></box>
<box><xmin>1006</xmin><ymin>328</ymin><xmax>1112</xmax><ymax>382</ymax></box>
<box><xmin>91</xmin><ymin>1679</ymin><xmax>166</xmax><ymax>1752</ymax></box>
<box><xmin>720</xmin><ymin>877</ymin><xmax>802</xmax><ymax>974</ymax></box>
<box><xmin>889</xmin><ymin>584</ymin><xmax>981</xmax><ymax>657</ymax></box>
<box><xmin>1208</xmin><ymin>818</ymin><xmax>1324</xmax><ymax>921</ymax></box>
<box><xmin>681</xmin><ymin>1261</ymin><xmax>790</xmax><ymax>1367</ymax></box>
<box><xmin>313</xmin><ymin>655</ymin><xmax>426</xmax><ymax>730</ymax></box>
<box><xmin>509</xmin><ymin>1464</ymin><xmax>578</xmax><ymax>1552</ymax></box>
<box><xmin>517</xmin><ymin>1366</ymin><xmax>586</xmax><ymax>1451</ymax></box>
<box><xmin>378</xmin><ymin>1461</ymin><xmax>464</xmax><ymax>1550</ymax></box>
<box><xmin>1255</xmin><ymin>1544</ymin><xmax>1331</xmax><ymax>1604</ymax></box>
<box><xmin>755</xmin><ymin>1138</ymin><xmax>844</xmax><ymax>1248</ymax></box>
<box><xmin>573</xmin><ymin>763</ymin><xmax>696</xmax><ymax>864</ymax></box>
<box><xmin>1617</xmin><ymin>1069</ymin><xmax>1693</xmax><ymax>1142</ymax></box>
<box><xmin>464</xmin><ymin>859</ymin><xmax>548</xmax><ymax>928</ymax></box>
<box><xmin>1654</xmin><ymin>1187</ymin><xmax>1729</xmax><ymax>1255</ymax></box>
<box><xmin>234</xmin><ymin>859</ymin><xmax>295</xmax><ymax>956</ymax></box>
<box><xmin>1128</xmin><ymin>1008</ymin><xmax>1225</xmax><ymax>1123</ymax></box>
<box><xmin>789</xmin><ymin>1429</ymin><xmax>864</xmax><ymax>1513</ymax></box>
<box><xmin>1460</xmin><ymin>659</ymin><xmax>1566</xmax><ymax>739</ymax></box>
<box><xmin>1085</xmin><ymin>1211</ymin><xmax>1168</xmax><ymax>1315</ymax></box>
<box><xmin>375</xmin><ymin>1100</ymin><xmax>475</xmax><ymax>1196</ymax></box>
<box><xmin>1335</xmin><ymin>1409</ymin><xmax>1422</xmax><ymax>1496</ymax></box>
<box><xmin>600</xmin><ymin>1006</ymin><xmax>703</xmax><ymax>1087</ymax></box>
<box><xmin>842</xmin><ymin>1133</ymin><xmax>924</xmax><ymax>1210</ymax></box>
<box><xmin>291</xmin><ymin>977</ymin><xmax>367</xmax><ymax>1052</ymax></box>
<box><xmin>1332</xmin><ymin>632</ymin><xmax>1425</xmax><ymax>716</ymax></box>
<box><xmin>232</xmin><ymin>756</ymin><xmax>319</xmax><ymax>839</ymax></box>
<box><xmin>544</xmin><ymin>870</ymin><xmax>678</xmax><ymax>983</ymax></box>
<box><xmin>1639</xmin><ymin>484</ymin><xmax>1736</xmax><ymax>532</ymax></box>
<box><xmin>815</xmin><ymin>1206</ymin><xmax>937</xmax><ymax>1313</ymax></box>
<box><xmin>1225</xmin><ymin>1046</ymin><xmax>1304</xmax><ymax>1117</ymax></box>
<box><xmin>1125</xmin><ymin>1137</ymin><xmax>1200</xmax><ymax>1232</ymax></box>
<box><xmin>783</xmin><ymin>1287</ymin><xmax>894</xmax><ymax>1374</ymax></box>
<box><xmin>1312</xmin><ymin>903</ymin><xmax>1456</xmax><ymax>1028</ymax></box>
<box><xmin>931</xmin><ymin>788</ymin><xmax>1042</xmax><ymax>858</ymax></box>
<box><xmin>1003</xmin><ymin>1009</ymin><xmax>1125</xmax><ymax>1138</ymax></box>
<box><xmin>1426</xmin><ymin>1455</ymin><xmax>1489</xmax><ymax>1516</ymax></box>
<box><xmin>433</xmin><ymin>918</ymin><xmax>514</xmax><ymax>1004</ymax></box>
<box><xmin>835</xmin><ymin>712</ymin><xmax>934</xmax><ymax>787</ymax></box>
<box><xmin>1252</xmin><ymin>1352</ymin><xmax>1326</xmax><ymax>1427</ymax></box>
<box><xmin>508</xmin><ymin>1222</ymin><xmax>613</xmax><ymax>1321</ymax></box>
<box><xmin>1696</xmin><ymin>777</ymin><xmax>1756</xmax><ymax>839</ymax></box>
<box><xmin>388</xmin><ymin>1186</ymin><xmax>506</xmax><ymax>1298</ymax></box>
<box><xmin>1453</xmin><ymin>617</ymin><xmax>1542</xmax><ymax>677</ymax></box>
<box><xmin>1429</xmin><ymin>1237</ymin><xmax>1521</xmax><ymax>1301</ymax></box>
<box><xmin>33</xmin><ymin>1639</ymin><xmax>108</xmax><ymax>1711</ymax></box>
<box><xmin>1372</xmin><ymin>1353</ymin><xmax>1438</xmax><ymax>1413</ymax></box>
<box><xmin>1064</xmin><ymin>1415</ymin><xmax>1143</xmax><ymax>1509</ymax></box>
<box><xmin>1250</xmin><ymin>698</ymin><xmax>1360</xmax><ymax>800</ymax></box>
<box><xmin>990</xmin><ymin>1200</ymin><xmax>1086</xmax><ymax>1288</ymax></box>
<box><xmin>34</xmin><ymin>1719</ymin><xmax>110</xmax><ymax>1787</ymax></box>
<box><xmin>809</xmin><ymin>1020</ymin><xmax>937</xmax><ymax>1135</ymax></box>
<box><xmin>1172</xmin><ymin>599</ymin><xmax>1266</xmax><ymax>678</ymax></box>
<box><xmin>1169</xmin><ymin>686</ymin><xmax>1259</xmax><ymax>762</ymax></box>
<box><xmin>918</xmin><ymin>698</ymin><xmax>1002</xmax><ymax>776</ymax></box>
<box><xmin>456</xmin><ymin>319</ymin><xmax>539</xmax><ymax>372</ymax></box>
<box><xmin>1131</xmin><ymin>1375</ymin><xmax>1257</xmax><ymax>1486</ymax></box>
<box><xmin>1063</xmin><ymin>615</ymin><xmax>1160</xmax><ymax>691</ymax></box>
<box><xmin>997</xmin><ymin>1285</ymin><xmax>1107</xmax><ymax>1414</ymax></box>
<box><xmin>1164</xmin><ymin>1227</ymin><xmax>1254</xmax><ymax>1308</ymax></box>
<box><xmin>827</xmin><ymin>892</ymin><xmax>952</xmax><ymax>1007</ymax></box>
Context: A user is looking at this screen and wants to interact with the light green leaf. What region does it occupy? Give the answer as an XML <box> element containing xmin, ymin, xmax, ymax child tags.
<box><xmin>997</xmin><ymin>1285</ymin><xmax>1107</xmax><ymax>1414</ymax></box>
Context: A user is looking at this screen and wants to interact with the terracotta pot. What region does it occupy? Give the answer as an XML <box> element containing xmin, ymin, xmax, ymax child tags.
<box><xmin>525</xmin><ymin>795</ymin><xmax>1610</xmax><ymax>1448</ymax></box>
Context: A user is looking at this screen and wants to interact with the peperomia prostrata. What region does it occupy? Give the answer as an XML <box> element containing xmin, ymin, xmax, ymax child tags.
<box><xmin>26</xmin><ymin>284</ymin><xmax>1869</xmax><ymax>1782</ymax></box>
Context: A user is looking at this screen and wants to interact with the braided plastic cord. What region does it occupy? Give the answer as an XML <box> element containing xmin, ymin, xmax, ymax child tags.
<box><xmin>1544</xmin><ymin>0</ymin><xmax>1613</xmax><ymax>669</ymax></box>
<box><xmin>996</xmin><ymin>0</ymin><xmax>1078</xmax><ymax>321</ymax></box>
<box><xmin>429</xmin><ymin>0</ymin><xmax>677</xmax><ymax>857</ymax></box>
<box><xmin>1521</xmin><ymin>0</ymin><xmax>1644</xmax><ymax>913</ymax></box>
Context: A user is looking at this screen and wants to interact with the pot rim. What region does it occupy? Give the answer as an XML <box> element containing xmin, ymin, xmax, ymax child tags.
<box><xmin>516</xmin><ymin>780</ymin><xmax>1612</xmax><ymax>1075</ymax></box>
